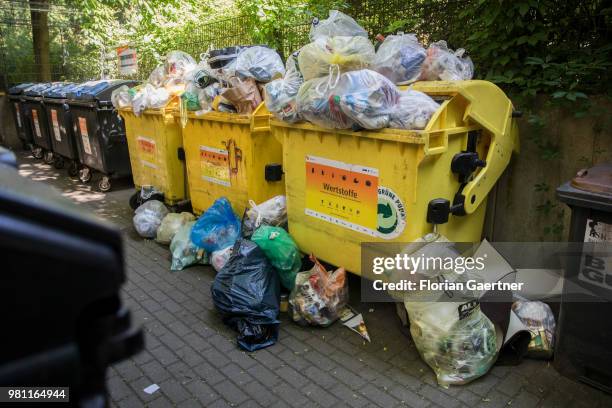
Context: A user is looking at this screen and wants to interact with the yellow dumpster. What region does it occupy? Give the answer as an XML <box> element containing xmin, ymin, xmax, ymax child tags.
<box><xmin>180</xmin><ymin>103</ymin><xmax>284</xmax><ymax>216</ymax></box>
<box><xmin>270</xmin><ymin>80</ymin><xmax>519</xmax><ymax>274</ymax></box>
<box><xmin>119</xmin><ymin>101</ymin><xmax>187</xmax><ymax>209</ymax></box>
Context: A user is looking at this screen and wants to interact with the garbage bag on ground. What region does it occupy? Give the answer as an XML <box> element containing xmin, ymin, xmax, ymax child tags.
<box><xmin>211</xmin><ymin>239</ymin><xmax>281</xmax><ymax>351</ymax></box>
<box><xmin>111</xmin><ymin>85</ymin><xmax>132</xmax><ymax>109</ymax></box>
<box><xmin>221</xmin><ymin>77</ymin><xmax>263</xmax><ymax>114</ymax></box>
<box><xmin>512</xmin><ymin>300</ymin><xmax>555</xmax><ymax>359</ymax></box>
<box><xmin>289</xmin><ymin>255</ymin><xmax>348</xmax><ymax>326</ymax></box>
<box><xmin>405</xmin><ymin>300</ymin><xmax>497</xmax><ymax>386</ymax></box>
<box><xmin>211</xmin><ymin>245</ymin><xmax>233</xmax><ymax>272</ymax></box>
<box><xmin>165</xmin><ymin>50</ymin><xmax>197</xmax><ymax>80</ymax></box>
<box><xmin>373</xmin><ymin>34</ymin><xmax>426</xmax><ymax>84</ymax></box>
<box><xmin>334</xmin><ymin>69</ymin><xmax>400</xmax><ymax>130</ymax></box>
<box><xmin>133</xmin><ymin>200</ymin><xmax>169</xmax><ymax>238</ymax></box>
<box><xmin>389</xmin><ymin>90</ymin><xmax>439</xmax><ymax>130</ymax></box>
<box><xmin>190</xmin><ymin>197</ymin><xmax>241</xmax><ymax>252</ymax></box>
<box><xmin>298</xmin><ymin>36</ymin><xmax>375</xmax><ymax>81</ymax></box>
<box><xmin>309</xmin><ymin>10</ymin><xmax>368</xmax><ymax>41</ymax></box>
<box><xmin>156</xmin><ymin>212</ymin><xmax>196</xmax><ymax>245</ymax></box>
<box><xmin>242</xmin><ymin>196</ymin><xmax>288</xmax><ymax>238</ymax></box>
<box><xmin>264</xmin><ymin>53</ymin><xmax>304</xmax><ymax>123</ymax></box>
<box><xmin>296</xmin><ymin>75</ymin><xmax>354</xmax><ymax>129</ymax></box>
<box><xmin>235</xmin><ymin>46</ymin><xmax>285</xmax><ymax>83</ymax></box>
<box><xmin>252</xmin><ymin>226</ymin><xmax>302</xmax><ymax>290</ymax></box>
<box><xmin>420</xmin><ymin>40</ymin><xmax>474</xmax><ymax>81</ymax></box>
<box><xmin>170</xmin><ymin>221</ymin><xmax>208</xmax><ymax>271</ymax></box>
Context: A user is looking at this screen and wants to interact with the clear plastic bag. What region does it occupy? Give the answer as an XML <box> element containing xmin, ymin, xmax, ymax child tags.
<box><xmin>148</xmin><ymin>65</ymin><xmax>167</xmax><ymax>87</ymax></box>
<box><xmin>296</xmin><ymin>74</ymin><xmax>354</xmax><ymax>129</ymax></box>
<box><xmin>111</xmin><ymin>85</ymin><xmax>132</xmax><ymax>109</ymax></box>
<box><xmin>334</xmin><ymin>69</ymin><xmax>400</xmax><ymax>129</ymax></box>
<box><xmin>264</xmin><ymin>54</ymin><xmax>304</xmax><ymax>123</ymax></box>
<box><xmin>190</xmin><ymin>197</ymin><xmax>241</xmax><ymax>252</ymax></box>
<box><xmin>289</xmin><ymin>256</ymin><xmax>348</xmax><ymax>326</ymax></box>
<box><xmin>198</xmin><ymin>83</ymin><xmax>222</xmax><ymax>114</ymax></box>
<box><xmin>373</xmin><ymin>34</ymin><xmax>426</xmax><ymax>84</ymax></box>
<box><xmin>389</xmin><ymin>89</ymin><xmax>439</xmax><ymax>130</ymax></box>
<box><xmin>309</xmin><ymin>10</ymin><xmax>368</xmax><ymax>41</ymax></box>
<box><xmin>186</xmin><ymin>60</ymin><xmax>218</xmax><ymax>89</ymax></box>
<box><xmin>242</xmin><ymin>196</ymin><xmax>287</xmax><ymax>238</ymax></box>
<box><xmin>170</xmin><ymin>221</ymin><xmax>208</xmax><ymax>271</ymax></box>
<box><xmin>164</xmin><ymin>50</ymin><xmax>197</xmax><ymax>80</ymax></box>
<box><xmin>298</xmin><ymin>36</ymin><xmax>375</xmax><ymax>81</ymax></box>
<box><xmin>252</xmin><ymin>226</ymin><xmax>302</xmax><ymax>290</ymax></box>
<box><xmin>156</xmin><ymin>212</ymin><xmax>196</xmax><ymax>245</ymax></box>
<box><xmin>405</xmin><ymin>301</ymin><xmax>497</xmax><ymax>386</ymax></box>
<box><xmin>211</xmin><ymin>245</ymin><xmax>233</xmax><ymax>272</ymax></box>
<box><xmin>133</xmin><ymin>200</ymin><xmax>169</xmax><ymax>238</ymax></box>
<box><xmin>235</xmin><ymin>46</ymin><xmax>285</xmax><ymax>83</ymax></box>
<box><xmin>132</xmin><ymin>84</ymin><xmax>171</xmax><ymax>115</ymax></box>
<box><xmin>511</xmin><ymin>300</ymin><xmax>555</xmax><ymax>358</ymax></box>
<box><xmin>420</xmin><ymin>40</ymin><xmax>474</xmax><ymax>81</ymax></box>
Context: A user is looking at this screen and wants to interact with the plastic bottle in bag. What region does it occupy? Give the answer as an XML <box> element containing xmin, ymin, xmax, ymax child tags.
<box><xmin>133</xmin><ymin>200</ymin><xmax>169</xmax><ymax>238</ymax></box>
<box><xmin>373</xmin><ymin>33</ymin><xmax>427</xmax><ymax>84</ymax></box>
<box><xmin>420</xmin><ymin>40</ymin><xmax>474</xmax><ymax>81</ymax></box>
<box><xmin>235</xmin><ymin>46</ymin><xmax>285</xmax><ymax>83</ymax></box>
<box><xmin>296</xmin><ymin>74</ymin><xmax>354</xmax><ymax>129</ymax></box>
<box><xmin>389</xmin><ymin>90</ymin><xmax>439</xmax><ymax>130</ymax></box>
<box><xmin>309</xmin><ymin>10</ymin><xmax>368</xmax><ymax>41</ymax></box>
<box><xmin>264</xmin><ymin>53</ymin><xmax>304</xmax><ymax>123</ymax></box>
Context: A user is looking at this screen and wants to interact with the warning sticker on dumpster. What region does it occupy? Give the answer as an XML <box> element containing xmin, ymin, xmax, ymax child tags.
<box><xmin>137</xmin><ymin>136</ymin><xmax>157</xmax><ymax>169</ymax></box>
<box><xmin>14</xmin><ymin>103</ymin><xmax>21</xmax><ymax>127</ymax></box>
<box><xmin>200</xmin><ymin>145</ymin><xmax>230</xmax><ymax>187</ymax></box>
<box><xmin>32</xmin><ymin>110</ymin><xmax>42</xmax><ymax>138</ymax></box>
<box><xmin>79</xmin><ymin>117</ymin><xmax>92</xmax><ymax>156</ymax></box>
<box><xmin>51</xmin><ymin>109</ymin><xmax>61</xmax><ymax>142</ymax></box>
<box><xmin>305</xmin><ymin>155</ymin><xmax>379</xmax><ymax>236</ymax></box>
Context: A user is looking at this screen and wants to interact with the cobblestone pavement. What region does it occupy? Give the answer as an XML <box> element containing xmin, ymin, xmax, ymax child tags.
<box><xmin>16</xmin><ymin>152</ymin><xmax>612</xmax><ymax>408</ymax></box>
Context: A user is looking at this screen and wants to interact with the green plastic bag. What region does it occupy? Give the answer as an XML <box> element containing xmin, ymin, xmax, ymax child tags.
<box><xmin>252</xmin><ymin>226</ymin><xmax>301</xmax><ymax>290</ymax></box>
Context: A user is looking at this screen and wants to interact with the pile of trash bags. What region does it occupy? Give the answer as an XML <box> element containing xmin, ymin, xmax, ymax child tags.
<box><xmin>264</xmin><ymin>10</ymin><xmax>474</xmax><ymax>130</ymax></box>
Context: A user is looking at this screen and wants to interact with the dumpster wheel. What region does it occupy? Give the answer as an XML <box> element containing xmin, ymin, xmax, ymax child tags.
<box><xmin>53</xmin><ymin>155</ymin><xmax>65</xmax><ymax>169</ymax></box>
<box><xmin>32</xmin><ymin>146</ymin><xmax>43</xmax><ymax>159</ymax></box>
<box><xmin>68</xmin><ymin>161</ymin><xmax>79</xmax><ymax>177</ymax></box>
<box><xmin>98</xmin><ymin>176</ymin><xmax>111</xmax><ymax>192</ymax></box>
<box><xmin>43</xmin><ymin>151</ymin><xmax>54</xmax><ymax>165</ymax></box>
<box><xmin>79</xmin><ymin>167</ymin><xmax>92</xmax><ymax>183</ymax></box>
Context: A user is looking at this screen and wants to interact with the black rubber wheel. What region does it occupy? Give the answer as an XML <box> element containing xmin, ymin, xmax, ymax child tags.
<box><xmin>43</xmin><ymin>151</ymin><xmax>54</xmax><ymax>165</ymax></box>
<box><xmin>53</xmin><ymin>156</ymin><xmax>65</xmax><ymax>169</ymax></box>
<box><xmin>32</xmin><ymin>147</ymin><xmax>43</xmax><ymax>159</ymax></box>
<box><xmin>67</xmin><ymin>161</ymin><xmax>79</xmax><ymax>177</ymax></box>
<box><xmin>98</xmin><ymin>177</ymin><xmax>111</xmax><ymax>192</ymax></box>
<box><xmin>129</xmin><ymin>192</ymin><xmax>140</xmax><ymax>210</ymax></box>
<box><xmin>79</xmin><ymin>167</ymin><xmax>92</xmax><ymax>183</ymax></box>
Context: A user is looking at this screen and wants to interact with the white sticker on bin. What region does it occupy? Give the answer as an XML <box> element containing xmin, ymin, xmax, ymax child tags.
<box><xmin>32</xmin><ymin>110</ymin><xmax>41</xmax><ymax>138</ymax></box>
<box><xmin>15</xmin><ymin>103</ymin><xmax>21</xmax><ymax>127</ymax></box>
<box><xmin>51</xmin><ymin>109</ymin><xmax>61</xmax><ymax>142</ymax></box>
<box><xmin>79</xmin><ymin>117</ymin><xmax>92</xmax><ymax>155</ymax></box>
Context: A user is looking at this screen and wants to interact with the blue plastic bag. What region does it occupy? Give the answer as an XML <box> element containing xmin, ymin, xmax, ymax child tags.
<box><xmin>191</xmin><ymin>197</ymin><xmax>241</xmax><ymax>252</ymax></box>
<box><xmin>211</xmin><ymin>239</ymin><xmax>281</xmax><ymax>351</ymax></box>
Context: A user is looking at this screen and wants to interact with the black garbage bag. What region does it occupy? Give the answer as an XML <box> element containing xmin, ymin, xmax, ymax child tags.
<box><xmin>211</xmin><ymin>239</ymin><xmax>281</xmax><ymax>351</ymax></box>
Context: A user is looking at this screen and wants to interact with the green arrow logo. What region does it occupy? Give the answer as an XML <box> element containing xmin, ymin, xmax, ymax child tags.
<box><xmin>377</xmin><ymin>202</ymin><xmax>398</xmax><ymax>234</ymax></box>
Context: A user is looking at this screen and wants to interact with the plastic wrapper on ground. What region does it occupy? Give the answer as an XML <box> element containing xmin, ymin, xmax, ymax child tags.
<box><xmin>242</xmin><ymin>196</ymin><xmax>287</xmax><ymax>237</ymax></box>
<box><xmin>512</xmin><ymin>300</ymin><xmax>555</xmax><ymax>358</ymax></box>
<box><xmin>252</xmin><ymin>226</ymin><xmax>301</xmax><ymax>290</ymax></box>
<box><xmin>289</xmin><ymin>256</ymin><xmax>348</xmax><ymax>326</ymax></box>
<box><xmin>373</xmin><ymin>34</ymin><xmax>426</xmax><ymax>84</ymax></box>
<box><xmin>133</xmin><ymin>200</ymin><xmax>169</xmax><ymax>238</ymax></box>
<box><xmin>211</xmin><ymin>240</ymin><xmax>280</xmax><ymax>351</ymax></box>
<box><xmin>264</xmin><ymin>54</ymin><xmax>304</xmax><ymax>123</ymax></box>
<box><xmin>420</xmin><ymin>40</ymin><xmax>474</xmax><ymax>81</ymax></box>
<box><xmin>298</xmin><ymin>36</ymin><xmax>375</xmax><ymax>81</ymax></box>
<box><xmin>170</xmin><ymin>221</ymin><xmax>208</xmax><ymax>271</ymax></box>
<box><xmin>156</xmin><ymin>212</ymin><xmax>196</xmax><ymax>245</ymax></box>
<box><xmin>309</xmin><ymin>10</ymin><xmax>368</xmax><ymax>41</ymax></box>
<box><xmin>235</xmin><ymin>46</ymin><xmax>285</xmax><ymax>82</ymax></box>
<box><xmin>190</xmin><ymin>197</ymin><xmax>241</xmax><ymax>252</ymax></box>
<box><xmin>389</xmin><ymin>90</ymin><xmax>439</xmax><ymax>130</ymax></box>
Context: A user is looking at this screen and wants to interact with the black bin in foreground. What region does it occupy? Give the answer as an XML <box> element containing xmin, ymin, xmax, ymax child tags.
<box><xmin>42</xmin><ymin>82</ymin><xmax>81</xmax><ymax>175</ymax></box>
<box><xmin>67</xmin><ymin>80</ymin><xmax>138</xmax><ymax>192</ymax></box>
<box><xmin>22</xmin><ymin>82</ymin><xmax>58</xmax><ymax>163</ymax></box>
<box><xmin>7</xmin><ymin>83</ymin><xmax>35</xmax><ymax>150</ymax></box>
<box><xmin>0</xmin><ymin>148</ymin><xmax>143</xmax><ymax>405</ymax></box>
<box><xmin>555</xmin><ymin>163</ymin><xmax>612</xmax><ymax>394</ymax></box>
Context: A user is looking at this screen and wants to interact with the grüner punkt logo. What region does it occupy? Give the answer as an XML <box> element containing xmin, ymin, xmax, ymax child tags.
<box><xmin>377</xmin><ymin>187</ymin><xmax>406</xmax><ymax>239</ymax></box>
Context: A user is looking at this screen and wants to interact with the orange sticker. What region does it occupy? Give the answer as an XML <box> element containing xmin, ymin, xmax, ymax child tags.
<box><xmin>78</xmin><ymin>117</ymin><xmax>92</xmax><ymax>155</ymax></box>
<box><xmin>199</xmin><ymin>145</ymin><xmax>230</xmax><ymax>187</ymax></box>
<box><xmin>32</xmin><ymin>110</ymin><xmax>41</xmax><ymax>138</ymax></box>
<box><xmin>51</xmin><ymin>109</ymin><xmax>61</xmax><ymax>141</ymax></box>
<box><xmin>137</xmin><ymin>136</ymin><xmax>157</xmax><ymax>168</ymax></box>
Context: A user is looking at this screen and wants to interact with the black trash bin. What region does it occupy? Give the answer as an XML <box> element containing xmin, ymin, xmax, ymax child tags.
<box><xmin>555</xmin><ymin>163</ymin><xmax>612</xmax><ymax>393</ymax></box>
<box><xmin>42</xmin><ymin>82</ymin><xmax>81</xmax><ymax>174</ymax></box>
<box><xmin>67</xmin><ymin>80</ymin><xmax>137</xmax><ymax>191</ymax></box>
<box><xmin>22</xmin><ymin>82</ymin><xmax>59</xmax><ymax>163</ymax></box>
<box><xmin>0</xmin><ymin>147</ymin><xmax>144</xmax><ymax>405</ymax></box>
<box><xmin>8</xmin><ymin>83</ymin><xmax>36</xmax><ymax>150</ymax></box>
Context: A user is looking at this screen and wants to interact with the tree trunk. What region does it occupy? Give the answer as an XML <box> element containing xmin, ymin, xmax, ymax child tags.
<box><xmin>30</xmin><ymin>0</ymin><xmax>51</xmax><ymax>82</ymax></box>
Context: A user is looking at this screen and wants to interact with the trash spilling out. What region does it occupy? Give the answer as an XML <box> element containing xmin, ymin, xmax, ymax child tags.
<box><xmin>512</xmin><ymin>300</ymin><xmax>556</xmax><ymax>359</ymax></box>
<box><xmin>338</xmin><ymin>305</ymin><xmax>371</xmax><ymax>342</ymax></box>
<box><xmin>242</xmin><ymin>196</ymin><xmax>288</xmax><ymax>238</ymax></box>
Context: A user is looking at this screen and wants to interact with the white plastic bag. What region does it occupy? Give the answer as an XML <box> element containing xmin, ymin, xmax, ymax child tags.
<box><xmin>309</xmin><ymin>10</ymin><xmax>368</xmax><ymax>41</ymax></box>
<box><xmin>133</xmin><ymin>200</ymin><xmax>169</xmax><ymax>238</ymax></box>
<box><xmin>165</xmin><ymin>50</ymin><xmax>197</xmax><ymax>80</ymax></box>
<box><xmin>298</xmin><ymin>36</ymin><xmax>375</xmax><ymax>81</ymax></box>
<box><xmin>211</xmin><ymin>245</ymin><xmax>233</xmax><ymax>272</ymax></box>
<box><xmin>235</xmin><ymin>46</ymin><xmax>285</xmax><ymax>83</ymax></box>
<box><xmin>131</xmin><ymin>84</ymin><xmax>171</xmax><ymax>115</ymax></box>
<box><xmin>170</xmin><ymin>221</ymin><xmax>208</xmax><ymax>271</ymax></box>
<box><xmin>156</xmin><ymin>212</ymin><xmax>196</xmax><ymax>245</ymax></box>
<box><xmin>373</xmin><ymin>34</ymin><xmax>426</xmax><ymax>84</ymax></box>
<box><xmin>148</xmin><ymin>65</ymin><xmax>167</xmax><ymax>87</ymax></box>
<box><xmin>420</xmin><ymin>41</ymin><xmax>474</xmax><ymax>81</ymax></box>
<box><xmin>111</xmin><ymin>85</ymin><xmax>132</xmax><ymax>109</ymax></box>
<box><xmin>389</xmin><ymin>90</ymin><xmax>439</xmax><ymax>130</ymax></box>
<box><xmin>242</xmin><ymin>195</ymin><xmax>288</xmax><ymax>237</ymax></box>
<box><xmin>264</xmin><ymin>53</ymin><xmax>304</xmax><ymax>123</ymax></box>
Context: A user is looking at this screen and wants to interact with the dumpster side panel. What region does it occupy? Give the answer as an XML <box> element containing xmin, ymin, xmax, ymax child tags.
<box><xmin>247</xmin><ymin>130</ymin><xmax>285</xmax><ymax>205</ymax></box>
<box><xmin>25</xmin><ymin>101</ymin><xmax>53</xmax><ymax>151</ymax></box>
<box><xmin>46</xmin><ymin>102</ymin><xmax>78</xmax><ymax>160</ymax></box>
